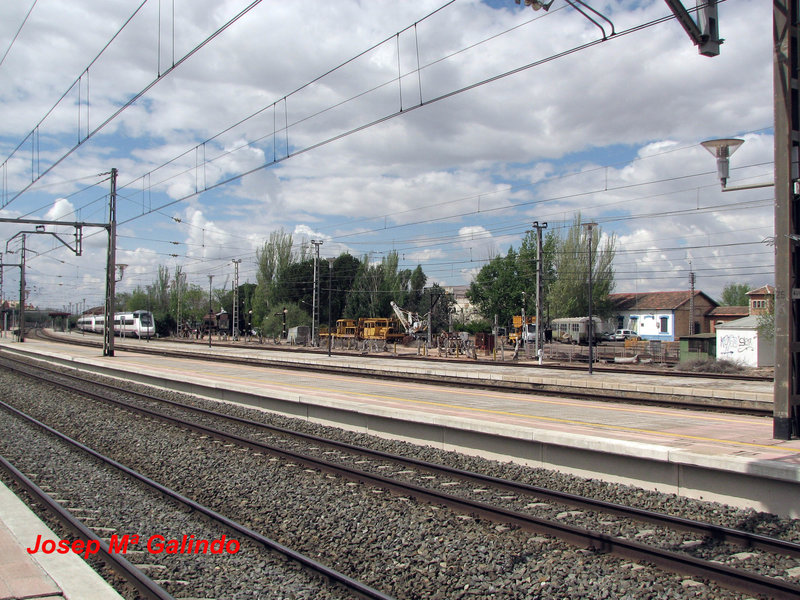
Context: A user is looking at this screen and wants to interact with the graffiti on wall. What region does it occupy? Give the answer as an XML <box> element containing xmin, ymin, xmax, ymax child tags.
<box><xmin>718</xmin><ymin>332</ymin><xmax>757</xmax><ymax>365</ymax></box>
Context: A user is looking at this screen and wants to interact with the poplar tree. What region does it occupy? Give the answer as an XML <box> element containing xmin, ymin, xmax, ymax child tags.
<box><xmin>547</xmin><ymin>215</ymin><xmax>616</xmax><ymax>318</ymax></box>
<box><xmin>720</xmin><ymin>282</ymin><xmax>751</xmax><ymax>306</ymax></box>
<box><xmin>252</xmin><ymin>229</ymin><xmax>295</xmax><ymax>323</ymax></box>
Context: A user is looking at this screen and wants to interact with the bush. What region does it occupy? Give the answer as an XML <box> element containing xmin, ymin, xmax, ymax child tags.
<box><xmin>454</xmin><ymin>318</ymin><xmax>493</xmax><ymax>335</ymax></box>
<box><xmin>677</xmin><ymin>357</ymin><xmax>745</xmax><ymax>374</ymax></box>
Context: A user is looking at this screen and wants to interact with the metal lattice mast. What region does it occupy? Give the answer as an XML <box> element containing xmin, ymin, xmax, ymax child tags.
<box><xmin>103</xmin><ymin>168</ymin><xmax>117</xmax><ymax>357</ymax></box>
<box><xmin>531</xmin><ymin>221</ymin><xmax>547</xmax><ymax>360</ymax></box>
<box><xmin>232</xmin><ymin>259</ymin><xmax>241</xmax><ymax>339</ymax></box>
<box><xmin>311</xmin><ymin>240</ymin><xmax>323</xmax><ymax>346</ymax></box>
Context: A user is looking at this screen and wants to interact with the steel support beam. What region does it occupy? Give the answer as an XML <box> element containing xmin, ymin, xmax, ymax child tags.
<box><xmin>773</xmin><ymin>0</ymin><xmax>800</xmax><ymax>439</ymax></box>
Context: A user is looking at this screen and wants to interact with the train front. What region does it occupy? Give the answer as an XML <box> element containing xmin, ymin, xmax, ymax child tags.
<box><xmin>134</xmin><ymin>310</ymin><xmax>156</xmax><ymax>338</ymax></box>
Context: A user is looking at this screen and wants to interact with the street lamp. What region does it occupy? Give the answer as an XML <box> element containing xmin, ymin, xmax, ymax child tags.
<box><xmin>700</xmin><ymin>138</ymin><xmax>774</xmax><ymax>192</ymax></box>
<box><xmin>515</xmin><ymin>0</ymin><xmax>554</xmax><ymax>10</ymax></box>
<box><xmin>115</xmin><ymin>264</ymin><xmax>127</xmax><ymax>282</ymax></box>
<box><xmin>701</xmin><ymin>137</ymin><xmax>792</xmax><ymax>439</ymax></box>
<box><xmin>584</xmin><ymin>222</ymin><xmax>598</xmax><ymax>375</ymax></box>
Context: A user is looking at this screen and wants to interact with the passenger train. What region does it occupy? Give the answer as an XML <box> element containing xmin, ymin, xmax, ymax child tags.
<box><xmin>76</xmin><ymin>310</ymin><xmax>155</xmax><ymax>339</ymax></box>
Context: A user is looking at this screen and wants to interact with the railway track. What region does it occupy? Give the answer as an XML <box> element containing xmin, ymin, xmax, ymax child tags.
<box><xmin>41</xmin><ymin>327</ymin><xmax>773</xmax><ymax>381</ymax></box>
<box><xmin>33</xmin><ymin>329</ymin><xmax>772</xmax><ymax>415</ymax></box>
<box><xmin>0</xmin><ymin>398</ymin><xmax>394</xmax><ymax>600</ymax></box>
<box><xmin>4</xmin><ymin>354</ymin><xmax>799</xmax><ymax>600</ymax></box>
<box><xmin>0</xmin><ymin>455</ymin><xmax>173</xmax><ymax>600</ymax></box>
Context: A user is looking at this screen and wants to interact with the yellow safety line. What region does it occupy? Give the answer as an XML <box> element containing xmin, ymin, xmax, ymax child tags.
<box><xmin>136</xmin><ymin>360</ymin><xmax>800</xmax><ymax>454</ymax></box>
<box><xmin>40</xmin><ymin>342</ymin><xmax>789</xmax><ymax>454</ymax></box>
<box><xmin>172</xmin><ymin>357</ymin><xmax>761</xmax><ymax>425</ymax></box>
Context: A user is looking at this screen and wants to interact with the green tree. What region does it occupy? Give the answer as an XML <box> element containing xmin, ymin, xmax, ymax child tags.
<box><xmin>183</xmin><ymin>286</ymin><xmax>210</xmax><ymax>324</ymax></box>
<box><xmin>466</xmin><ymin>228</ymin><xmax>559</xmax><ymax>328</ymax></box>
<box><xmin>419</xmin><ymin>283</ymin><xmax>456</xmax><ymax>333</ymax></box>
<box><xmin>720</xmin><ymin>282</ymin><xmax>751</xmax><ymax>306</ymax></box>
<box><xmin>466</xmin><ymin>247</ymin><xmax>525</xmax><ymax>327</ymax></box>
<box><xmin>757</xmin><ymin>301</ymin><xmax>775</xmax><ymax>341</ymax></box>
<box><xmin>253</xmin><ymin>229</ymin><xmax>295</xmax><ymax>323</ymax></box>
<box><xmin>342</xmin><ymin>251</ymin><xmax>422</xmax><ymax>319</ymax></box>
<box><xmin>260</xmin><ymin>302</ymin><xmax>309</xmax><ymax>339</ymax></box>
<box><xmin>407</xmin><ymin>265</ymin><xmax>427</xmax><ymax>312</ymax></box>
<box><xmin>150</xmin><ymin>265</ymin><xmax>170</xmax><ymax>314</ymax></box>
<box><xmin>323</xmin><ymin>253</ymin><xmax>361</xmax><ymax>325</ymax></box>
<box><xmin>274</xmin><ymin>260</ymin><xmax>314</xmax><ymax>309</ymax></box>
<box><xmin>170</xmin><ymin>267</ymin><xmax>188</xmax><ymax>329</ymax></box>
<box><xmin>344</xmin><ymin>256</ymin><xmax>381</xmax><ymax>318</ymax></box>
<box><xmin>547</xmin><ymin>215</ymin><xmax>616</xmax><ymax>319</ymax></box>
<box><xmin>126</xmin><ymin>287</ymin><xmax>151</xmax><ymax>312</ymax></box>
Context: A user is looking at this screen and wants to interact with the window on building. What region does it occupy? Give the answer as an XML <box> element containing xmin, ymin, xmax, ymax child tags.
<box><xmin>660</xmin><ymin>316</ymin><xmax>669</xmax><ymax>333</ymax></box>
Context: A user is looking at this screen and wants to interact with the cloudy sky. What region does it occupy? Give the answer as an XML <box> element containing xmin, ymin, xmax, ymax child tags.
<box><xmin>0</xmin><ymin>0</ymin><xmax>774</xmax><ymax>312</ymax></box>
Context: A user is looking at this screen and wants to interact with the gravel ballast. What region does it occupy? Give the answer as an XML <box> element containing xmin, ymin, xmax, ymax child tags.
<box><xmin>1</xmin><ymin>362</ymin><xmax>798</xmax><ymax>599</ymax></box>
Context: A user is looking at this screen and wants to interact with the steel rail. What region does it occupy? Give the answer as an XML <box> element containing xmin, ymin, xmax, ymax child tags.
<box><xmin>0</xmin><ymin>455</ymin><xmax>175</xmax><ymax>600</ymax></box>
<box><xmin>7</xmin><ymin>360</ymin><xmax>799</xmax><ymax>600</ymax></box>
<box><xmin>30</xmin><ymin>330</ymin><xmax>774</xmax><ymax>415</ymax></box>
<box><xmin>0</xmin><ymin>400</ymin><xmax>396</xmax><ymax>600</ymax></box>
<box><xmin>6</xmin><ymin>353</ymin><xmax>798</xmax><ymax>558</ymax></box>
<box><xmin>37</xmin><ymin>328</ymin><xmax>773</xmax><ymax>381</ymax></box>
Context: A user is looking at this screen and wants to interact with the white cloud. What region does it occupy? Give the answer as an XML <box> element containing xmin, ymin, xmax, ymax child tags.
<box><xmin>0</xmin><ymin>0</ymin><xmax>776</xmax><ymax>308</ymax></box>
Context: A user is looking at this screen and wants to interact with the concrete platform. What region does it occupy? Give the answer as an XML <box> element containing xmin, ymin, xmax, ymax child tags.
<box><xmin>2</xmin><ymin>334</ymin><xmax>798</xmax><ymax>519</ymax></box>
<box><xmin>99</xmin><ymin>334</ymin><xmax>776</xmax><ymax>410</ymax></box>
<box><xmin>0</xmin><ymin>482</ymin><xmax>124</xmax><ymax>600</ymax></box>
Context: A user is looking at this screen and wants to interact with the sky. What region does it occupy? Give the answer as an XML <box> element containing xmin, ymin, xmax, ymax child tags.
<box><xmin>0</xmin><ymin>0</ymin><xmax>775</xmax><ymax>313</ymax></box>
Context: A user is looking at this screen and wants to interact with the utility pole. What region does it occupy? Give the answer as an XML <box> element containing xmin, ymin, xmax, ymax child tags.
<box><xmin>687</xmin><ymin>4</ymin><xmax>796</xmax><ymax>438</ymax></box>
<box><xmin>176</xmin><ymin>279</ymin><xmax>182</xmax><ymax>337</ymax></box>
<box><xmin>207</xmin><ymin>275</ymin><xmax>214</xmax><ymax>348</ymax></box>
<box><xmin>327</xmin><ymin>257</ymin><xmax>335</xmax><ymax>356</ymax></box>
<box><xmin>232</xmin><ymin>259</ymin><xmax>241</xmax><ymax>340</ymax></box>
<box><xmin>688</xmin><ymin>263</ymin><xmax>696</xmax><ymax>335</ymax></box>
<box><xmin>773</xmin><ymin>0</ymin><xmax>800</xmax><ymax>439</ymax></box>
<box><xmin>584</xmin><ymin>222</ymin><xmax>598</xmax><ymax>374</ymax></box>
<box><xmin>521</xmin><ymin>291</ymin><xmax>527</xmax><ymax>358</ymax></box>
<box><xmin>18</xmin><ymin>235</ymin><xmax>26</xmax><ymax>342</ymax></box>
<box><xmin>0</xmin><ymin>258</ymin><xmax>21</xmax><ymax>338</ymax></box>
<box><xmin>310</xmin><ymin>239</ymin><xmax>323</xmax><ymax>346</ymax></box>
<box><xmin>531</xmin><ymin>221</ymin><xmax>547</xmax><ymax>362</ymax></box>
<box><xmin>103</xmin><ymin>168</ymin><xmax>117</xmax><ymax>357</ymax></box>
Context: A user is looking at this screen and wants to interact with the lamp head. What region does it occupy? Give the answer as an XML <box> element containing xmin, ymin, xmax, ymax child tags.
<box><xmin>701</xmin><ymin>138</ymin><xmax>744</xmax><ymax>186</ymax></box>
<box><xmin>516</xmin><ymin>0</ymin><xmax>554</xmax><ymax>10</ymax></box>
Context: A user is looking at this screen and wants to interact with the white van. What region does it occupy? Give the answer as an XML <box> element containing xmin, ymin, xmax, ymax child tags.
<box><xmin>613</xmin><ymin>329</ymin><xmax>639</xmax><ymax>341</ymax></box>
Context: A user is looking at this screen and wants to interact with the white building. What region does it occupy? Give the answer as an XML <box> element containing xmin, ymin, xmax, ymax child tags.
<box><xmin>445</xmin><ymin>285</ymin><xmax>479</xmax><ymax>324</ymax></box>
<box><xmin>715</xmin><ymin>316</ymin><xmax>774</xmax><ymax>367</ymax></box>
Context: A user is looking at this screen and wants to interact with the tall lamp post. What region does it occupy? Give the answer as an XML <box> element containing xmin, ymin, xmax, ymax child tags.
<box><xmin>700</xmin><ymin>135</ymin><xmax>795</xmax><ymax>439</ymax></box>
<box><xmin>584</xmin><ymin>222</ymin><xmax>598</xmax><ymax>375</ymax></box>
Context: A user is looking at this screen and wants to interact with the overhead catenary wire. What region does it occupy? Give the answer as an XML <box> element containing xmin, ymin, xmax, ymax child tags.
<box><xmin>5</xmin><ymin>0</ymin><xmax>771</xmax><ymax>304</ymax></box>
<box><xmin>0</xmin><ymin>0</ymin><xmax>38</xmax><ymax>70</ymax></box>
<box><xmin>11</xmin><ymin>0</ymin><xmax>749</xmax><ymax>245</ymax></box>
<box><xmin>109</xmin><ymin>4</ymin><xmax>714</xmax><ymax>230</ymax></box>
<box><xmin>0</xmin><ymin>0</ymin><xmax>263</xmax><ymax>210</ymax></box>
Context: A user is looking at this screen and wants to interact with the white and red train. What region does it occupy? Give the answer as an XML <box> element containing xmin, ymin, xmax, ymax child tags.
<box><xmin>76</xmin><ymin>310</ymin><xmax>155</xmax><ymax>339</ymax></box>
